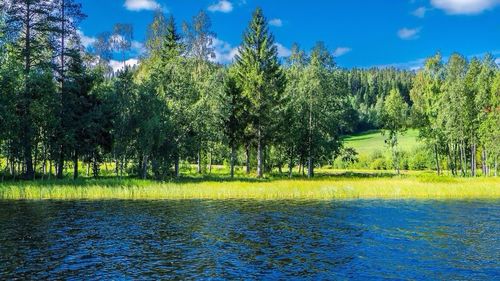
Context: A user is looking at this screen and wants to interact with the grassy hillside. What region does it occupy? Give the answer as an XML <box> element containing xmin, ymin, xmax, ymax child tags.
<box><xmin>343</xmin><ymin>129</ymin><xmax>419</xmax><ymax>154</ymax></box>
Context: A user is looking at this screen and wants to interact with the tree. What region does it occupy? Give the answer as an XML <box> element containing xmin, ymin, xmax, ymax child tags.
<box><xmin>183</xmin><ymin>10</ymin><xmax>220</xmax><ymax>174</ymax></box>
<box><xmin>234</xmin><ymin>7</ymin><xmax>285</xmax><ymax>177</ymax></box>
<box><xmin>3</xmin><ymin>0</ymin><xmax>57</xmax><ymax>179</ymax></box>
<box><xmin>301</xmin><ymin>42</ymin><xmax>342</xmax><ymax>178</ymax></box>
<box><xmin>410</xmin><ymin>53</ymin><xmax>445</xmax><ymax>175</ymax></box>
<box><xmin>112</xmin><ymin>23</ymin><xmax>133</xmax><ymax>65</ymax></box>
<box><xmin>477</xmin><ymin>58</ymin><xmax>499</xmax><ymax>176</ymax></box>
<box><xmin>145</xmin><ymin>10</ymin><xmax>168</xmax><ymax>55</ymax></box>
<box><xmin>109</xmin><ymin>67</ymin><xmax>136</xmax><ymax>177</ymax></box>
<box><xmin>222</xmin><ymin>67</ymin><xmax>246</xmax><ymax>178</ymax></box>
<box><xmin>63</xmin><ymin>49</ymin><xmax>95</xmax><ymax>179</ymax></box>
<box><xmin>440</xmin><ymin>54</ymin><xmax>468</xmax><ymax>176</ymax></box>
<box><xmin>282</xmin><ymin>43</ymin><xmax>308</xmax><ymax>177</ymax></box>
<box><xmin>382</xmin><ymin>88</ymin><xmax>408</xmax><ymax>175</ymax></box>
<box><xmin>52</xmin><ymin>0</ymin><xmax>86</xmax><ymax>178</ymax></box>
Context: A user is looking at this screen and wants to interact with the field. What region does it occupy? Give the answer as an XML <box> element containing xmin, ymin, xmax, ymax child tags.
<box><xmin>343</xmin><ymin>129</ymin><xmax>419</xmax><ymax>154</ymax></box>
<box><xmin>1</xmin><ymin>171</ymin><xmax>498</xmax><ymax>200</ymax></box>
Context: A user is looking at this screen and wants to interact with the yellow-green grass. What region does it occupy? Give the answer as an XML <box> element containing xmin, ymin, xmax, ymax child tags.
<box><xmin>1</xmin><ymin>173</ymin><xmax>498</xmax><ymax>200</ymax></box>
<box><xmin>344</xmin><ymin>129</ymin><xmax>419</xmax><ymax>154</ymax></box>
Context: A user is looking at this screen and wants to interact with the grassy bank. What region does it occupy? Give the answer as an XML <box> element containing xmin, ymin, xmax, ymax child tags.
<box><xmin>0</xmin><ymin>172</ymin><xmax>498</xmax><ymax>200</ymax></box>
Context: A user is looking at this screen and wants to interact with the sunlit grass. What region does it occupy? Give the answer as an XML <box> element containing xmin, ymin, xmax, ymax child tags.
<box><xmin>0</xmin><ymin>172</ymin><xmax>498</xmax><ymax>200</ymax></box>
<box><xmin>343</xmin><ymin>129</ymin><xmax>419</xmax><ymax>154</ymax></box>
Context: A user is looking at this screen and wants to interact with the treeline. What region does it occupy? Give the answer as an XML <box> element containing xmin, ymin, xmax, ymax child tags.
<box><xmin>411</xmin><ymin>53</ymin><xmax>499</xmax><ymax>177</ymax></box>
<box><xmin>0</xmin><ymin>1</ymin><xmax>498</xmax><ymax>180</ymax></box>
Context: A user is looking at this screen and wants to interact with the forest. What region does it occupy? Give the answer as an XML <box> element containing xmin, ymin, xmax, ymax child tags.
<box><xmin>0</xmin><ymin>1</ymin><xmax>498</xmax><ymax>181</ymax></box>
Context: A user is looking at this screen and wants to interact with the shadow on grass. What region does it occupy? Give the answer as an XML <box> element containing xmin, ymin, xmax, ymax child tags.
<box><xmin>0</xmin><ymin>170</ymin><xmax>400</xmax><ymax>187</ymax></box>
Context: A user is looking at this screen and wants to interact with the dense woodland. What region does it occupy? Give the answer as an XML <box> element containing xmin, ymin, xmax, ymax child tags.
<box><xmin>0</xmin><ymin>1</ymin><xmax>498</xmax><ymax>180</ymax></box>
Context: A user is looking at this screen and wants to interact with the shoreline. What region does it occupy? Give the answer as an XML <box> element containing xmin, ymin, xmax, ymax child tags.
<box><xmin>1</xmin><ymin>175</ymin><xmax>499</xmax><ymax>200</ymax></box>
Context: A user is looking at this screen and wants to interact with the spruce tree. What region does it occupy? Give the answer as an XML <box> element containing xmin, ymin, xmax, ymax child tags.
<box><xmin>234</xmin><ymin>7</ymin><xmax>285</xmax><ymax>177</ymax></box>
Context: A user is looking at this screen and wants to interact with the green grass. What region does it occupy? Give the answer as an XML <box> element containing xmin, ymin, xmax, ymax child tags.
<box><xmin>344</xmin><ymin>129</ymin><xmax>419</xmax><ymax>154</ymax></box>
<box><xmin>1</xmin><ymin>171</ymin><xmax>498</xmax><ymax>200</ymax></box>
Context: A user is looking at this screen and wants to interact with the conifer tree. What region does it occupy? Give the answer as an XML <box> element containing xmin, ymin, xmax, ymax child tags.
<box><xmin>234</xmin><ymin>7</ymin><xmax>285</xmax><ymax>177</ymax></box>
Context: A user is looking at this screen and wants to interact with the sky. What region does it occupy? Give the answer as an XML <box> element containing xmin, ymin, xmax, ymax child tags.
<box><xmin>77</xmin><ymin>0</ymin><xmax>500</xmax><ymax>70</ymax></box>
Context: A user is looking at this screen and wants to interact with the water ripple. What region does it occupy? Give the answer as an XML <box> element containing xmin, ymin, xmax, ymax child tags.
<box><xmin>0</xmin><ymin>200</ymin><xmax>498</xmax><ymax>280</ymax></box>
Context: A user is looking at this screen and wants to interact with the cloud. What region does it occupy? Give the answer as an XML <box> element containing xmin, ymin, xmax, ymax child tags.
<box><xmin>374</xmin><ymin>58</ymin><xmax>426</xmax><ymax>71</ymax></box>
<box><xmin>275</xmin><ymin>43</ymin><xmax>291</xmax><ymax>57</ymax></box>
<box><xmin>211</xmin><ymin>37</ymin><xmax>239</xmax><ymax>64</ymax></box>
<box><xmin>77</xmin><ymin>30</ymin><xmax>96</xmax><ymax>48</ymax></box>
<box><xmin>208</xmin><ymin>0</ymin><xmax>233</xmax><ymax>13</ymax></box>
<box><xmin>431</xmin><ymin>0</ymin><xmax>500</xmax><ymax>15</ymax></box>
<box><xmin>269</xmin><ymin>18</ymin><xmax>283</xmax><ymax>27</ymax></box>
<box><xmin>131</xmin><ymin>41</ymin><xmax>146</xmax><ymax>55</ymax></box>
<box><xmin>397</xmin><ymin>27</ymin><xmax>421</xmax><ymax>40</ymax></box>
<box><xmin>333</xmin><ymin>47</ymin><xmax>352</xmax><ymax>57</ymax></box>
<box><xmin>412</xmin><ymin>7</ymin><xmax>427</xmax><ymax>17</ymax></box>
<box><xmin>124</xmin><ymin>0</ymin><xmax>160</xmax><ymax>11</ymax></box>
<box><xmin>110</xmin><ymin>58</ymin><xmax>139</xmax><ymax>72</ymax></box>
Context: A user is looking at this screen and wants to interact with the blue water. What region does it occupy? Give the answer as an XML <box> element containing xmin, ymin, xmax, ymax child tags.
<box><xmin>0</xmin><ymin>200</ymin><xmax>498</xmax><ymax>280</ymax></box>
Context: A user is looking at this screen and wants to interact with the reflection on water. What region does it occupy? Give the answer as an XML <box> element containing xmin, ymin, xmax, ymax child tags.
<box><xmin>0</xmin><ymin>200</ymin><xmax>498</xmax><ymax>279</ymax></box>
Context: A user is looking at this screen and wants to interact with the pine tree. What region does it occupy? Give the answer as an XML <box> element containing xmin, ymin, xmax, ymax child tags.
<box><xmin>234</xmin><ymin>7</ymin><xmax>285</xmax><ymax>177</ymax></box>
<box><xmin>3</xmin><ymin>0</ymin><xmax>57</xmax><ymax>179</ymax></box>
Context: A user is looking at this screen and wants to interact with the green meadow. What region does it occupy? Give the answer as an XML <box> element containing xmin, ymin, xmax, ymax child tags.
<box><xmin>343</xmin><ymin>129</ymin><xmax>419</xmax><ymax>155</ymax></box>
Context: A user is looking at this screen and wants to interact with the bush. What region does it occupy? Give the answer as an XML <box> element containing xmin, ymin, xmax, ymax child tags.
<box><xmin>370</xmin><ymin>158</ymin><xmax>387</xmax><ymax>170</ymax></box>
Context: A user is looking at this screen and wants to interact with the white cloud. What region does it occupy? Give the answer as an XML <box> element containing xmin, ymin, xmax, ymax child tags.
<box><xmin>77</xmin><ymin>30</ymin><xmax>96</xmax><ymax>48</ymax></box>
<box><xmin>374</xmin><ymin>58</ymin><xmax>426</xmax><ymax>71</ymax></box>
<box><xmin>131</xmin><ymin>41</ymin><xmax>146</xmax><ymax>55</ymax></box>
<box><xmin>211</xmin><ymin>37</ymin><xmax>239</xmax><ymax>64</ymax></box>
<box><xmin>208</xmin><ymin>0</ymin><xmax>233</xmax><ymax>13</ymax></box>
<box><xmin>333</xmin><ymin>47</ymin><xmax>352</xmax><ymax>57</ymax></box>
<box><xmin>275</xmin><ymin>43</ymin><xmax>291</xmax><ymax>57</ymax></box>
<box><xmin>397</xmin><ymin>27</ymin><xmax>421</xmax><ymax>40</ymax></box>
<box><xmin>431</xmin><ymin>0</ymin><xmax>500</xmax><ymax>15</ymax></box>
<box><xmin>269</xmin><ymin>18</ymin><xmax>283</xmax><ymax>27</ymax></box>
<box><xmin>110</xmin><ymin>58</ymin><xmax>139</xmax><ymax>72</ymax></box>
<box><xmin>412</xmin><ymin>7</ymin><xmax>427</xmax><ymax>17</ymax></box>
<box><xmin>124</xmin><ymin>0</ymin><xmax>160</xmax><ymax>11</ymax></box>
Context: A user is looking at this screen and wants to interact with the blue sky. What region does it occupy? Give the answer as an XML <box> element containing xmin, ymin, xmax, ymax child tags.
<box><xmin>78</xmin><ymin>0</ymin><xmax>500</xmax><ymax>70</ymax></box>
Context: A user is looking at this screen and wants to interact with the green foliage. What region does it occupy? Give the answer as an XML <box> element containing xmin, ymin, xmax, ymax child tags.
<box><xmin>234</xmin><ymin>8</ymin><xmax>285</xmax><ymax>177</ymax></box>
<box><xmin>0</xmin><ymin>4</ymin><xmax>498</xmax><ymax>182</ymax></box>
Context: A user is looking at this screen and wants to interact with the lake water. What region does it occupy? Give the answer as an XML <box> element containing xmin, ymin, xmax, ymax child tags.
<box><xmin>0</xmin><ymin>200</ymin><xmax>498</xmax><ymax>280</ymax></box>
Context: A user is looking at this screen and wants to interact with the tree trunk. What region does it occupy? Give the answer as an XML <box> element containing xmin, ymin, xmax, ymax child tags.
<box><xmin>197</xmin><ymin>149</ymin><xmax>202</xmax><ymax>174</ymax></box>
<box><xmin>209</xmin><ymin>151</ymin><xmax>212</xmax><ymax>174</ymax></box>
<box><xmin>288</xmin><ymin>149</ymin><xmax>294</xmax><ymax>179</ymax></box>
<box><xmin>459</xmin><ymin>141</ymin><xmax>465</xmax><ymax>177</ymax></box>
<box><xmin>56</xmin><ymin>146</ymin><xmax>64</xmax><ymax>179</ymax></box>
<box><xmin>92</xmin><ymin>156</ymin><xmax>99</xmax><ymax>178</ymax></box>
<box><xmin>471</xmin><ymin>143</ymin><xmax>476</xmax><ymax>177</ymax></box>
<box><xmin>307</xmin><ymin>156</ymin><xmax>314</xmax><ymax>178</ymax></box>
<box><xmin>174</xmin><ymin>153</ymin><xmax>180</xmax><ymax>178</ymax></box>
<box><xmin>230</xmin><ymin>144</ymin><xmax>236</xmax><ymax>179</ymax></box>
<box><xmin>245</xmin><ymin>145</ymin><xmax>250</xmax><ymax>174</ymax></box>
<box><xmin>42</xmin><ymin>145</ymin><xmax>47</xmax><ymax>179</ymax></box>
<box><xmin>434</xmin><ymin>144</ymin><xmax>441</xmax><ymax>176</ymax></box>
<box><xmin>481</xmin><ymin>146</ymin><xmax>486</xmax><ymax>176</ymax></box>
<box><xmin>257</xmin><ymin>128</ymin><xmax>263</xmax><ymax>178</ymax></box>
<box><xmin>22</xmin><ymin>2</ymin><xmax>35</xmax><ymax>180</ymax></box>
